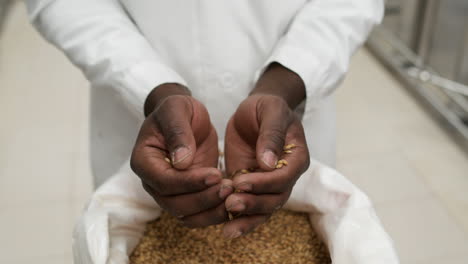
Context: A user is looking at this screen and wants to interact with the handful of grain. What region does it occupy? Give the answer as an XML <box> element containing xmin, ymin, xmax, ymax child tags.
<box><xmin>130</xmin><ymin>209</ymin><xmax>331</xmax><ymax>264</ymax></box>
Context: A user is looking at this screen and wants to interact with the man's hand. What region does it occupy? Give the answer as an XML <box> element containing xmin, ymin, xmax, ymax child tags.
<box><xmin>223</xmin><ymin>64</ymin><xmax>310</xmax><ymax>239</ymax></box>
<box><xmin>131</xmin><ymin>83</ymin><xmax>233</xmax><ymax>227</ymax></box>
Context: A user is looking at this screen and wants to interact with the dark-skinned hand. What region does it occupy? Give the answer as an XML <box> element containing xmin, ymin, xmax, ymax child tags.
<box><xmin>223</xmin><ymin>63</ymin><xmax>310</xmax><ymax>239</ymax></box>
<box><xmin>131</xmin><ymin>83</ymin><xmax>234</xmax><ymax>228</ymax></box>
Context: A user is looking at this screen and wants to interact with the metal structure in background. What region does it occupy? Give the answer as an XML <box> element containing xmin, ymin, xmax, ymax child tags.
<box><xmin>367</xmin><ymin>0</ymin><xmax>468</xmax><ymax>150</ymax></box>
<box><xmin>0</xmin><ymin>0</ymin><xmax>12</xmax><ymax>34</ymax></box>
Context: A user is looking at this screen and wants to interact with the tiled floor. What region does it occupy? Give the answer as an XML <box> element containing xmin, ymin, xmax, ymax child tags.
<box><xmin>1</xmin><ymin>2</ymin><xmax>467</xmax><ymax>264</ymax></box>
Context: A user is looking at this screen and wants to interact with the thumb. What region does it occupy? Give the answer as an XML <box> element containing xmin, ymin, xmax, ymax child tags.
<box><xmin>155</xmin><ymin>96</ymin><xmax>196</xmax><ymax>170</ymax></box>
<box><xmin>255</xmin><ymin>98</ymin><xmax>292</xmax><ymax>171</ymax></box>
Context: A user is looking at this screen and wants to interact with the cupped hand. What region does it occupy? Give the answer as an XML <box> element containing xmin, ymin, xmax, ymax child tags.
<box><xmin>131</xmin><ymin>84</ymin><xmax>233</xmax><ymax>227</ymax></box>
<box><xmin>223</xmin><ymin>94</ymin><xmax>310</xmax><ymax>238</ymax></box>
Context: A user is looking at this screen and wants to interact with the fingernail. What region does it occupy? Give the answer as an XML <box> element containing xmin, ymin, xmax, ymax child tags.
<box><xmin>219</xmin><ymin>185</ymin><xmax>233</xmax><ymax>199</ymax></box>
<box><xmin>172</xmin><ymin>147</ymin><xmax>192</xmax><ymax>164</ymax></box>
<box><xmin>236</xmin><ymin>182</ymin><xmax>252</xmax><ymax>192</ymax></box>
<box><xmin>225</xmin><ymin>230</ymin><xmax>242</xmax><ymax>240</ymax></box>
<box><xmin>227</xmin><ymin>201</ymin><xmax>246</xmax><ymax>212</ymax></box>
<box><xmin>262</xmin><ymin>150</ymin><xmax>278</xmax><ymax>168</ymax></box>
<box><xmin>205</xmin><ymin>174</ymin><xmax>221</xmax><ymax>186</ymax></box>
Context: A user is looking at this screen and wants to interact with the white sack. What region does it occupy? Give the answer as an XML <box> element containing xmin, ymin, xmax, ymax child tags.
<box><xmin>73</xmin><ymin>158</ymin><xmax>399</xmax><ymax>264</ymax></box>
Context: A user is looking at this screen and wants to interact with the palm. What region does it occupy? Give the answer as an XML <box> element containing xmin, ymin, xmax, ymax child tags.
<box><xmin>184</xmin><ymin>99</ymin><xmax>218</xmax><ymax>168</ymax></box>
<box><xmin>224</xmin><ymin>97</ymin><xmax>261</xmax><ymax>175</ymax></box>
<box><xmin>155</xmin><ymin>125</ymin><xmax>218</xmax><ymax>169</ymax></box>
<box><xmin>221</xmin><ymin>94</ymin><xmax>310</xmax><ymax>239</ymax></box>
<box><xmin>186</xmin><ymin>117</ymin><xmax>218</xmax><ymax>169</ymax></box>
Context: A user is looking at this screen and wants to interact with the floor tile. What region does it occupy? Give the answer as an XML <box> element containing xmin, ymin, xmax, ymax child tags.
<box><xmin>12</xmin><ymin>254</ymin><xmax>71</xmax><ymax>264</ymax></box>
<box><xmin>0</xmin><ymin>202</ymin><xmax>72</xmax><ymax>263</ymax></box>
<box><xmin>436</xmin><ymin>191</ymin><xmax>468</xmax><ymax>235</ymax></box>
<box><xmin>336</xmin><ymin>103</ymin><xmax>399</xmax><ymax>159</ymax></box>
<box><xmin>336</xmin><ymin>49</ymin><xmax>450</xmax><ymax>159</ymax></box>
<box><xmin>337</xmin><ymin>151</ymin><xmax>430</xmax><ymax>205</ymax></box>
<box><xmin>416</xmin><ymin>252</ymin><xmax>468</xmax><ymax>264</ymax></box>
<box><xmin>0</xmin><ymin>145</ymin><xmax>74</xmax><ymax>206</ymax></box>
<box><xmin>376</xmin><ymin>197</ymin><xmax>468</xmax><ymax>264</ymax></box>
<box><xmin>403</xmin><ymin>144</ymin><xmax>468</xmax><ymax>195</ymax></box>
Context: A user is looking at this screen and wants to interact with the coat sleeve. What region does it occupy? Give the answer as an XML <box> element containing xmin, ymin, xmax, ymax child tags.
<box><xmin>24</xmin><ymin>0</ymin><xmax>187</xmax><ymax>116</ymax></box>
<box><xmin>257</xmin><ymin>0</ymin><xmax>384</xmax><ymax>111</ymax></box>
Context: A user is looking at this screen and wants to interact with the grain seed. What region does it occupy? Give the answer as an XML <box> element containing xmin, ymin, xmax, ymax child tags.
<box><xmin>130</xmin><ymin>210</ymin><xmax>331</xmax><ymax>264</ymax></box>
<box><xmin>283</xmin><ymin>143</ymin><xmax>297</xmax><ymax>150</ymax></box>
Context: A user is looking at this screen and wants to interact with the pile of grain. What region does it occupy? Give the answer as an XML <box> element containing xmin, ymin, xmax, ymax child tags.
<box><xmin>130</xmin><ymin>210</ymin><xmax>331</xmax><ymax>264</ymax></box>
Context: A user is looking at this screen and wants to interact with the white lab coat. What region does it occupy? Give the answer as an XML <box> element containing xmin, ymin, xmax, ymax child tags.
<box><xmin>24</xmin><ymin>2</ymin><xmax>401</xmax><ymax>263</ymax></box>
<box><xmin>25</xmin><ymin>0</ymin><xmax>384</xmax><ymax>186</ymax></box>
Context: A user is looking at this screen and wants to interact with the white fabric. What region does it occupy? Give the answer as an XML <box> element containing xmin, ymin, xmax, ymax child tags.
<box><xmin>73</xmin><ymin>159</ymin><xmax>399</xmax><ymax>264</ymax></box>
<box><xmin>25</xmin><ymin>0</ymin><xmax>384</xmax><ymax>183</ymax></box>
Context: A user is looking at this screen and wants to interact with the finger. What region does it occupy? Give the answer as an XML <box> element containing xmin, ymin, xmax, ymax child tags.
<box><xmin>255</xmin><ymin>97</ymin><xmax>293</xmax><ymax>170</ymax></box>
<box><xmin>153</xmin><ymin>96</ymin><xmax>196</xmax><ymax>169</ymax></box>
<box><xmin>223</xmin><ymin>214</ymin><xmax>270</xmax><ymax>239</ymax></box>
<box><xmin>153</xmin><ymin>179</ymin><xmax>234</xmax><ymax>217</ymax></box>
<box><xmin>232</xmin><ymin>156</ymin><xmax>306</xmax><ymax>194</ymax></box>
<box><xmin>233</xmin><ymin>121</ymin><xmax>310</xmax><ymax>194</ymax></box>
<box><xmin>225</xmin><ymin>190</ymin><xmax>291</xmax><ymax>215</ymax></box>
<box><xmin>181</xmin><ymin>202</ymin><xmax>230</xmax><ymax>228</ymax></box>
<box><xmin>135</xmin><ymin>160</ymin><xmax>223</xmax><ymax>195</ymax></box>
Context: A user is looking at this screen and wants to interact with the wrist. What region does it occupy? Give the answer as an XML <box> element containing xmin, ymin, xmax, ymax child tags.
<box><xmin>251</xmin><ymin>62</ymin><xmax>305</xmax><ymax>109</ymax></box>
<box><xmin>144</xmin><ymin>83</ymin><xmax>191</xmax><ymax>116</ymax></box>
